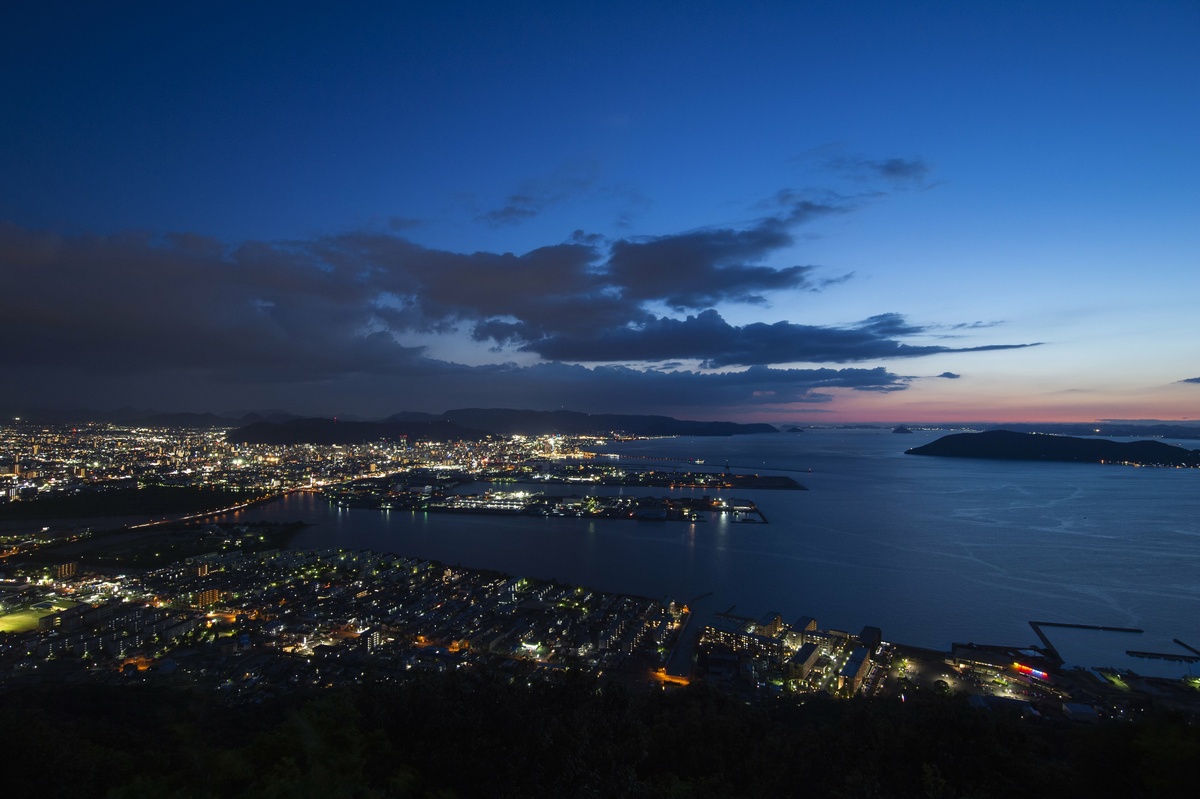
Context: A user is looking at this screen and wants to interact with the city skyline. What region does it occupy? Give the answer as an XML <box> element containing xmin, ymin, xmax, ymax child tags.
<box><xmin>2</xmin><ymin>2</ymin><xmax>1198</xmax><ymax>424</ymax></box>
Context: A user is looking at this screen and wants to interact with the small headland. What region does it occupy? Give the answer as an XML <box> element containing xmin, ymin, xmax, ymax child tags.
<box><xmin>905</xmin><ymin>429</ymin><xmax>1200</xmax><ymax>467</ymax></box>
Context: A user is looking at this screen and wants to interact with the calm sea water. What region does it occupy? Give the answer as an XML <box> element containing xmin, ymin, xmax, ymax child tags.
<box><xmin>215</xmin><ymin>429</ymin><xmax>1200</xmax><ymax>676</ymax></box>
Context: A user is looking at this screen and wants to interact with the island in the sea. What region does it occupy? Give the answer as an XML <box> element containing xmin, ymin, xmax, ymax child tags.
<box><xmin>325</xmin><ymin>486</ymin><xmax>771</xmax><ymax>523</ymax></box>
<box><xmin>906</xmin><ymin>429</ymin><xmax>1200</xmax><ymax>467</ymax></box>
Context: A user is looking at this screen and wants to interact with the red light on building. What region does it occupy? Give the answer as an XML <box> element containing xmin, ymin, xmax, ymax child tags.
<box><xmin>1012</xmin><ymin>662</ymin><xmax>1048</xmax><ymax>680</ymax></box>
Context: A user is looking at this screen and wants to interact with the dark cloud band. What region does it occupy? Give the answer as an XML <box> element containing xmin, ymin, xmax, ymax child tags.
<box><xmin>0</xmin><ymin>183</ymin><xmax>1035</xmax><ymax>415</ymax></box>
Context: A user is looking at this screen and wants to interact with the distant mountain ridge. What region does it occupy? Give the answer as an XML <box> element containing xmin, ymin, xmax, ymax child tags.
<box><xmin>907</xmin><ymin>430</ymin><xmax>1200</xmax><ymax>467</ymax></box>
<box><xmin>226</xmin><ymin>418</ymin><xmax>489</xmax><ymax>446</ymax></box>
<box><xmin>226</xmin><ymin>409</ymin><xmax>777</xmax><ymax>445</ymax></box>
<box><xmin>8</xmin><ymin>406</ymin><xmax>1200</xmax><ymax>439</ymax></box>
<box><xmin>0</xmin><ymin>407</ymin><xmax>304</xmax><ymax>427</ymax></box>
<box><xmin>405</xmin><ymin>408</ymin><xmax>777</xmax><ymax>437</ymax></box>
<box><xmin>985</xmin><ymin>422</ymin><xmax>1200</xmax><ymax>440</ymax></box>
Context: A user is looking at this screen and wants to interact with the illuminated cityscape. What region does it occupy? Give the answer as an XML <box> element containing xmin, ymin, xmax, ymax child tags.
<box><xmin>2</xmin><ymin>1</ymin><xmax>1198</xmax><ymax>792</ymax></box>
<box><xmin>0</xmin><ymin>420</ymin><xmax>557</xmax><ymax>498</ymax></box>
<box><xmin>4</xmin><ymin>420</ymin><xmax>1197</xmax><ymax>727</ymax></box>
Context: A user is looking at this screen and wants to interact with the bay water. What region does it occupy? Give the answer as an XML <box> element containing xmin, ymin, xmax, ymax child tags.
<box><xmin>216</xmin><ymin>429</ymin><xmax>1200</xmax><ymax>677</ymax></box>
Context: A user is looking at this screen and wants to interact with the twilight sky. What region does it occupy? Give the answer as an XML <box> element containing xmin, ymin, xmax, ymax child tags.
<box><xmin>2</xmin><ymin>1</ymin><xmax>1198</xmax><ymax>423</ymax></box>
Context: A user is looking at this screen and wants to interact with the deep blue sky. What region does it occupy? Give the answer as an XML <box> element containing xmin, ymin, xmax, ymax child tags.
<box><xmin>2</xmin><ymin>2</ymin><xmax>1198</xmax><ymax>421</ymax></box>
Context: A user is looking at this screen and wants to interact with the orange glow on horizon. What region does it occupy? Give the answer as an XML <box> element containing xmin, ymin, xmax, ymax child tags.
<box><xmin>711</xmin><ymin>383</ymin><xmax>1199</xmax><ymax>427</ymax></box>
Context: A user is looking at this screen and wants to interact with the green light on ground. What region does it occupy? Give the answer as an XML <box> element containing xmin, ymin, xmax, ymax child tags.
<box><xmin>0</xmin><ymin>602</ymin><xmax>77</xmax><ymax>633</ymax></box>
<box><xmin>1099</xmin><ymin>671</ymin><xmax>1130</xmax><ymax>691</ymax></box>
<box><xmin>0</xmin><ymin>610</ymin><xmax>44</xmax><ymax>633</ymax></box>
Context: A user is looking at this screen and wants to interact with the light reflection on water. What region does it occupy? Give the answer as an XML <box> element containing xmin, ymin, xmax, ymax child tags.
<box><xmin>214</xmin><ymin>429</ymin><xmax>1200</xmax><ymax>677</ymax></box>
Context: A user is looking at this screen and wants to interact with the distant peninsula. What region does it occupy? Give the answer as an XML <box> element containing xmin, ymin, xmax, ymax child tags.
<box><xmin>906</xmin><ymin>430</ymin><xmax>1200</xmax><ymax>467</ymax></box>
<box><xmin>227</xmin><ymin>409</ymin><xmax>777</xmax><ymax>445</ymax></box>
<box><xmin>984</xmin><ymin>422</ymin><xmax>1200</xmax><ymax>440</ymax></box>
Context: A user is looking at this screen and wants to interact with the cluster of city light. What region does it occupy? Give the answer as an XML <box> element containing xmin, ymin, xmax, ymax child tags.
<box><xmin>1012</xmin><ymin>662</ymin><xmax>1049</xmax><ymax>680</ymax></box>
<box><xmin>0</xmin><ymin>421</ymin><xmax>609</xmax><ymax>505</ymax></box>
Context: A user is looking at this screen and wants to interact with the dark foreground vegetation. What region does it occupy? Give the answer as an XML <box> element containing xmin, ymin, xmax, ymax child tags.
<box><xmin>3</xmin><ymin>674</ymin><xmax>1197</xmax><ymax>798</ymax></box>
